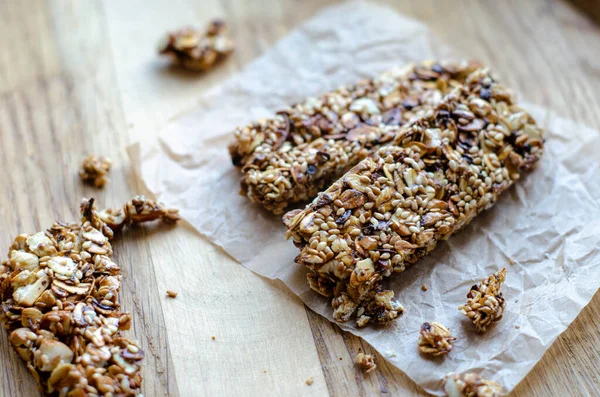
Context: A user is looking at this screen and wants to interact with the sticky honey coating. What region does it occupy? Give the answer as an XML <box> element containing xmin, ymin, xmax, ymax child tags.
<box><xmin>229</xmin><ymin>61</ymin><xmax>483</xmax><ymax>214</ymax></box>
<box><xmin>284</xmin><ymin>68</ymin><xmax>543</xmax><ymax>327</ymax></box>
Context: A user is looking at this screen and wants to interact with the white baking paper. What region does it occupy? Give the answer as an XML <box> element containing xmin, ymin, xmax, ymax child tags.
<box><xmin>130</xmin><ymin>2</ymin><xmax>600</xmax><ymax>395</ymax></box>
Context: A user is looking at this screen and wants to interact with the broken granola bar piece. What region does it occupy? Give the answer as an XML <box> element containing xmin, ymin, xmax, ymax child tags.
<box><xmin>354</xmin><ymin>352</ymin><xmax>377</xmax><ymax>373</ymax></box>
<box><xmin>0</xmin><ymin>196</ymin><xmax>179</xmax><ymax>395</ymax></box>
<box><xmin>97</xmin><ymin>195</ymin><xmax>180</xmax><ymax>230</ymax></box>
<box><xmin>79</xmin><ymin>154</ymin><xmax>112</xmax><ymax>188</ymax></box>
<box><xmin>458</xmin><ymin>268</ymin><xmax>506</xmax><ymax>333</ymax></box>
<box><xmin>230</xmin><ymin>61</ymin><xmax>482</xmax><ymax>214</ymax></box>
<box><xmin>159</xmin><ymin>20</ymin><xmax>234</xmax><ymax>71</ymax></box>
<box><xmin>284</xmin><ymin>68</ymin><xmax>543</xmax><ymax>327</ymax></box>
<box><xmin>443</xmin><ymin>372</ymin><xmax>502</xmax><ymax>397</ymax></box>
<box><xmin>418</xmin><ymin>322</ymin><xmax>456</xmax><ymax>356</ymax></box>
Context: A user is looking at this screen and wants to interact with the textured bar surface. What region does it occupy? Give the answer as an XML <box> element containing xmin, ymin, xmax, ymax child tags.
<box><xmin>0</xmin><ymin>196</ymin><xmax>179</xmax><ymax>396</ymax></box>
<box><xmin>283</xmin><ymin>69</ymin><xmax>544</xmax><ymax>327</ymax></box>
<box><xmin>229</xmin><ymin>61</ymin><xmax>482</xmax><ymax>213</ymax></box>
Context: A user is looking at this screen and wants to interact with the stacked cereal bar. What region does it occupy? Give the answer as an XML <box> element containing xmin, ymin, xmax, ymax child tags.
<box><xmin>229</xmin><ymin>61</ymin><xmax>482</xmax><ymax>214</ymax></box>
<box><xmin>0</xmin><ymin>196</ymin><xmax>179</xmax><ymax>395</ymax></box>
<box><xmin>284</xmin><ymin>68</ymin><xmax>543</xmax><ymax>327</ymax></box>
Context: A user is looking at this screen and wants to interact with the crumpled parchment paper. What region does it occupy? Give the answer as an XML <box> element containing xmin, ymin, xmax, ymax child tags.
<box><xmin>130</xmin><ymin>2</ymin><xmax>600</xmax><ymax>395</ymax></box>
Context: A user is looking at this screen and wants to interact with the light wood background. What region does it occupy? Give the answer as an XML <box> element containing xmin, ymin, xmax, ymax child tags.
<box><xmin>1</xmin><ymin>1</ymin><xmax>600</xmax><ymax>396</ymax></box>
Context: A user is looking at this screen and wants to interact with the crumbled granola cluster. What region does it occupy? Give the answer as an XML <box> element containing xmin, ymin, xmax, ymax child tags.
<box><xmin>443</xmin><ymin>372</ymin><xmax>502</xmax><ymax>397</ymax></box>
<box><xmin>0</xmin><ymin>196</ymin><xmax>179</xmax><ymax>395</ymax></box>
<box><xmin>354</xmin><ymin>352</ymin><xmax>377</xmax><ymax>373</ymax></box>
<box><xmin>284</xmin><ymin>68</ymin><xmax>543</xmax><ymax>327</ymax></box>
<box><xmin>230</xmin><ymin>61</ymin><xmax>482</xmax><ymax>214</ymax></box>
<box><xmin>458</xmin><ymin>269</ymin><xmax>506</xmax><ymax>333</ymax></box>
<box><xmin>418</xmin><ymin>322</ymin><xmax>456</xmax><ymax>356</ymax></box>
<box><xmin>79</xmin><ymin>155</ymin><xmax>112</xmax><ymax>188</ymax></box>
<box><xmin>159</xmin><ymin>20</ymin><xmax>234</xmax><ymax>71</ymax></box>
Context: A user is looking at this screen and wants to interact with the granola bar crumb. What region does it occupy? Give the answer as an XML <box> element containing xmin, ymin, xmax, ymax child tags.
<box><xmin>166</xmin><ymin>290</ymin><xmax>178</xmax><ymax>298</ymax></box>
<box><xmin>443</xmin><ymin>372</ymin><xmax>502</xmax><ymax>397</ymax></box>
<box><xmin>305</xmin><ymin>376</ymin><xmax>314</xmax><ymax>385</ymax></box>
<box><xmin>418</xmin><ymin>322</ymin><xmax>456</xmax><ymax>356</ymax></box>
<box><xmin>421</xmin><ymin>284</ymin><xmax>428</xmax><ymax>291</ymax></box>
<box><xmin>458</xmin><ymin>269</ymin><xmax>506</xmax><ymax>333</ymax></box>
<box><xmin>79</xmin><ymin>154</ymin><xmax>112</xmax><ymax>188</ymax></box>
<box><xmin>355</xmin><ymin>352</ymin><xmax>377</xmax><ymax>373</ymax></box>
<box><xmin>159</xmin><ymin>20</ymin><xmax>234</xmax><ymax>71</ymax></box>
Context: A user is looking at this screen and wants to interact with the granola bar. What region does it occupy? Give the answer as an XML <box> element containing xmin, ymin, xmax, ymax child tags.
<box><xmin>443</xmin><ymin>372</ymin><xmax>502</xmax><ymax>397</ymax></box>
<box><xmin>159</xmin><ymin>20</ymin><xmax>234</xmax><ymax>71</ymax></box>
<box><xmin>458</xmin><ymin>268</ymin><xmax>506</xmax><ymax>333</ymax></box>
<box><xmin>229</xmin><ymin>61</ymin><xmax>482</xmax><ymax>214</ymax></box>
<box><xmin>284</xmin><ymin>68</ymin><xmax>543</xmax><ymax>327</ymax></box>
<box><xmin>0</xmin><ymin>196</ymin><xmax>179</xmax><ymax>395</ymax></box>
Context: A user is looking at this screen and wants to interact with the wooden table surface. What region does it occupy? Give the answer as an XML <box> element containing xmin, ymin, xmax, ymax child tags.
<box><xmin>2</xmin><ymin>1</ymin><xmax>600</xmax><ymax>396</ymax></box>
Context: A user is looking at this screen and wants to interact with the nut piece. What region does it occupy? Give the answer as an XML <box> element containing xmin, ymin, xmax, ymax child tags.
<box><xmin>13</xmin><ymin>273</ymin><xmax>50</xmax><ymax>306</ymax></box>
<box><xmin>0</xmin><ymin>196</ymin><xmax>180</xmax><ymax>395</ymax></box>
<box><xmin>9</xmin><ymin>250</ymin><xmax>39</xmax><ymax>271</ymax></box>
<box><xmin>27</xmin><ymin>232</ymin><xmax>57</xmax><ymax>257</ymax></box>
<box><xmin>443</xmin><ymin>372</ymin><xmax>502</xmax><ymax>397</ymax></box>
<box><xmin>458</xmin><ymin>269</ymin><xmax>506</xmax><ymax>333</ymax></box>
<box><xmin>354</xmin><ymin>351</ymin><xmax>377</xmax><ymax>373</ymax></box>
<box><xmin>79</xmin><ymin>154</ymin><xmax>112</xmax><ymax>188</ymax></box>
<box><xmin>418</xmin><ymin>322</ymin><xmax>456</xmax><ymax>356</ymax></box>
<box><xmin>34</xmin><ymin>339</ymin><xmax>74</xmax><ymax>372</ymax></box>
<box><xmin>159</xmin><ymin>20</ymin><xmax>234</xmax><ymax>71</ymax></box>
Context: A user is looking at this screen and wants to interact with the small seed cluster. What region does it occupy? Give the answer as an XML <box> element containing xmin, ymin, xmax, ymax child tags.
<box><xmin>458</xmin><ymin>268</ymin><xmax>506</xmax><ymax>333</ymax></box>
<box><xmin>354</xmin><ymin>352</ymin><xmax>377</xmax><ymax>374</ymax></box>
<box><xmin>283</xmin><ymin>68</ymin><xmax>543</xmax><ymax>327</ymax></box>
<box><xmin>0</xmin><ymin>196</ymin><xmax>179</xmax><ymax>395</ymax></box>
<box><xmin>418</xmin><ymin>321</ymin><xmax>456</xmax><ymax>356</ymax></box>
<box><xmin>79</xmin><ymin>154</ymin><xmax>112</xmax><ymax>188</ymax></box>
<box><xmin>159</xmin><ymin>20</ymin><xmax>234</xmax><ymax>71</ymax></box>
<box><xmin>229</xmin><ymin>61</ymin><xmax>482</xmax><ymax>214</ymax></box>
<box><xmin>443</xmin><ymin>372</ymin><xmax>503</xmax><ymax>397</ymax></box>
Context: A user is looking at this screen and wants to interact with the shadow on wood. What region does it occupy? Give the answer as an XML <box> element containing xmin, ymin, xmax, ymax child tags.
<box><xmin>563</xmin><ymin>0</ymin><xmax>600</xmax><ymax>26</ymax></box>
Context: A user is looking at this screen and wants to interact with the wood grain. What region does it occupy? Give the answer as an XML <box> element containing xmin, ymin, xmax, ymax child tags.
<box><xmin>1</xmin><ymin>1</ymin><xmax>600</xmax><ymax>396</ymax></box>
